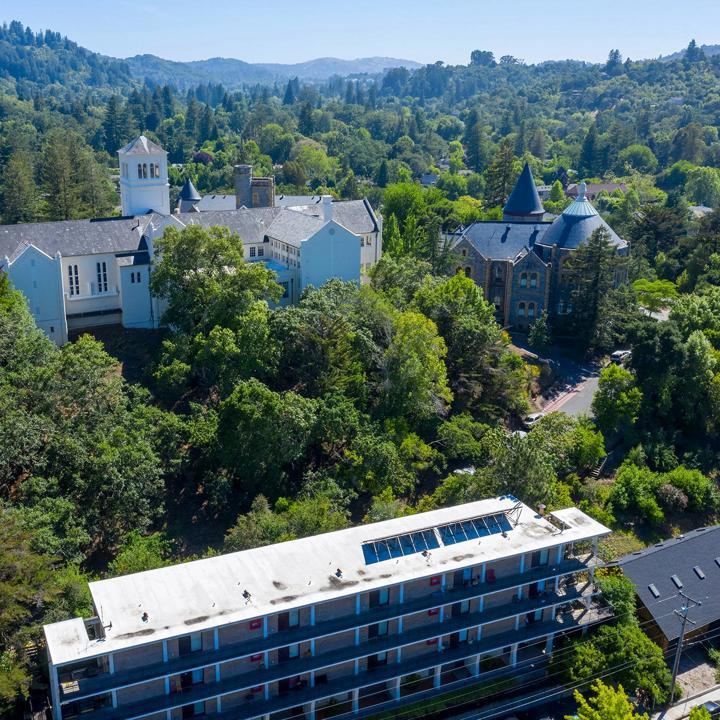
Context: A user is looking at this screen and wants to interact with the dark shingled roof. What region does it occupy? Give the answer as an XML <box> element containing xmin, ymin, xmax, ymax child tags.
<box><xmin>616</xmin><ymin>525</ymin><xmax>720</xmax><ymax>642</ymax></box>
<box><xmin>0</xmin><ymin>216</ymin><xmax>148</xmax><ymax>263</ymax></box>
<box><xmin>459</xmin><ymin>221</ymin><xmax>551</xmax><ymax>261</ymax></box>
<box><xmin>179</xmin><ymin>179</ymin><xmax>201</xmax><ymax>202</ymax></box>
<box><xmin>537</xmin><ymin>211</ymin><xmax>626</xmax><ymax>251</ymax></box>
<box><xmin>503</xmin><ymin>163</ymin><xmax>545</xmax><ymax>218</ymax></box>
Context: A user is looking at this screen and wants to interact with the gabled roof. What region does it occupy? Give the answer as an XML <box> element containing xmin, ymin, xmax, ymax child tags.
<box><xmin>616</xmin><ymin>525</ymin><xmax>720</xmax><ymax>642</ymax></box>
<box><xmin>0</xmin><ymin>216</ymin><xmax>148</xmax><ymax>262</ymax></box>
<box><xmin>118</xmin><ymin>135</ymin><xmax>166</xmax><ymax>156</ymax></box>
<box><xmin>503</xmin><ymin>163</ymin><xmax>545</xmax><ymax>218</ymax></box>
<box><xmin>457</xmin><ymin>220</ymin><xmax>551</xmax><ymax>261</ymax></box>
<box><xmin>179</xmin><ymin>178</ymin><xmax>202</xmax><ymax>202</ymax></box>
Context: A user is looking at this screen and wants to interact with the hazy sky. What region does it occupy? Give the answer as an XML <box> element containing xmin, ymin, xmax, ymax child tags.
<box><xmin>2</xmin><ymin>0</ymin><xmax>719</xmax><ymax>65</ymax></box>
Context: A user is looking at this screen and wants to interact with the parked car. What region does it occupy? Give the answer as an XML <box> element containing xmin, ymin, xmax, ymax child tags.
<box><xmin>610</xmin><ymin>349</ymin><xmax>631</xmax><ymax>365</ymax></box>
<box><xmin>699</xmin><ymin>701</ymin><xmax>720</xmax><ymax>718</ymax></box>
<box><xmin>523</xmin><ymin>412</ymin><xmax>546</xmax><ymax>430</ymax></box>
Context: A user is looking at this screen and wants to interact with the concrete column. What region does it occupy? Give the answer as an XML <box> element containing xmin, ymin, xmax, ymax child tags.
<box><xmin>396</xmin><ymin>646</ymin><xmax>402</xmax><ymax>663</ymax></box>
<box><xmin>440</xmin><ymin>573</ymin><xmax>447</xmax><ymax>592</ymax></box>
<box><xmin>354</xmin><ymin>627</ymin><xmax>360</xmax><ymax>645</ymax></box>
<box><xmin>556</xmin><ymin>544</ymin><xmax>563</xmax><ymax>565</ymax></box>
<box><xmin>398</xmin><ymin>616</ymin><xmax>403</xmax><ymax>634</ymax></box>
<box><xmin>355</xmin><ymin>594</ymin><xmax>361</xmax><ymax>614</ymax></box>
<box><xmin>213</xmin><ymin>628</ymin><xmax>219</xmax><ymax>650</ymax></box>
<box><xmin>353</xmin><ymin>687</ymin><xmax>361</xmax><ymax>710</ymax></box>
<box><xmin>354</xmin><ymin>658</ymin><xmax>359</xmax><ymax>675</ymax></box>
<box><xmin>111</xmin><ymin>690</ymin><xmax>118</xmax><ymax>709</ymax></box>
<box><xmin>308</xmin><ymin>700</ymin><xmax>316</xmax><ymax>720</ymax></box>
<box><xmin>517</xmin><ymin>585</ymin><xmax>523</xmax><ymax>600</ymax></box>
<box><xmin>264</xmin><ymin>682</ymin><xmax>270</xmax><ymax>700</ymax></box>
<box><xmin>433</xmin><ymin>665</ymin><xmax>442</xmax><ymax>688</ymax></box>
<box><xmin>439</xmin><ymin>605</ymin><xmax>444</xmax><ymax>623</ymax></box>
<box><xmin>310</xmin><ymin>605</ymin><xmax>316</xmax><ymax>626</ymax></box>
<box><xmin>480</xmin><ymin>563</ymin><xmax>487</xmax><ymax>583</ymax></box>
<box><xmin>310</xmin><ymin>639</ymin><xmax>316</xmax><ymax>656</ymax></box>
<box><xmin>470</xmin><ymin>654</ymin><xmax>480</xmax><ymax>677</ymax></box>
<box><xmin>514</xmin><ymin>614</ymin><xmax>520</xmax><ymax>631</ymax></box>
<box><xmin>162</xmin><ymin>640</ymin><xmax>169</xmax><ymax>662</ymax></box>
<box><xmin>216</xmin><ymin>696</ymin><xmax>222</xmax><ymax>713</ymax></box>
<box><xmin>215</xmin><ymin>664</ymin><xmax>220</xmax><ymax>683</ymax></box>
<box><xmin>478</xmin><ymin>596</ymin><xmax>484</xmax><ymax>613</ymax></box>
<box><xmin>263</xmin><ymin>616</ymin><xmax>268</xmax><ymax>638</ymax></box>
<box><xmin>164</xmin><ymin>677</ymin><xmax>170</xmax><ymax>695</ymax></box>
<box><xmin>519</xmin><ymin>554</ymin><xmax>525</xmax><ymax>574</ymax></box>
<box><xmin>165</xmin><ymin>712</ymin><xmax>171</xmax><ymax>720</ymax></box>
<box><xmin>545</xmin><ymin>634</ymin><xmax>554</xmax><ymax>654</ymax></box>
<box><xmin>390</xmin><ymin>677</ymin><xmax>401</xmax><ymax>700</ymax></box>
<box><xmin>108</xmin><ymin>654</ymin><xmax>115</xmax><ymax>674</ymax></box>
<box><xmin>476</xmin><ymin>624</ymin><xmax>482</xmax><ymax>641</ymax></box>
<box><xmin>399</xmin><ymin>583</ymin><xmax>405</xmax><ymax>604</ymax></box>
<box><xmin>310</xmin><ymin>670</ymin><xmax>315</xmax><ymax>688</ymax></box>
<box><xmin>510</xmin><ymin>644</ymin><xmax>518</xmax><ymax>667</ymax></box>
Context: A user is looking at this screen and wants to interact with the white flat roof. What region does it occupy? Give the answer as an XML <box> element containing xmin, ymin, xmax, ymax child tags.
<box><xmin>44</xmin><ymin>497</ymin><xmax>609</xmax><ymax>665</ymax></box>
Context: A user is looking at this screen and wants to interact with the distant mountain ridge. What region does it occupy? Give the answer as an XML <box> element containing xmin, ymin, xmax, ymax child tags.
<box><xmin>123</xmin><ymin>54</ymin><xmax>423</xmax><ymax>89</ymax></box>
<box><xmin>659</xmin><ymin>43</ymin><xmax>720</xmax><ymax>61</ymax></box>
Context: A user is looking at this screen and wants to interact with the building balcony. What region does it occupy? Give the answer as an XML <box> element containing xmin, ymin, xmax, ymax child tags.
<box><xmin>61</xmin><ymin>555</ymin><xmax>596</xmax><ymax>704</ymax></box>
<box><xmin>68</xmin><ymin>586</ymin><xmax>606</xmax><ymax>720</ymax></box>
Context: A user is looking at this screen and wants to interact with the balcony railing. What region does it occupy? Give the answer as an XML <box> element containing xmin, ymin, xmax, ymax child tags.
<box><xmin>62</xmin><ymin>556</ymin><xmax>594</xmax><ymax>704</ymax></box>
<box><xmin>73</xmin><ymin>589</ymin><xmax>607</xmax><ymax>720</ymax></box>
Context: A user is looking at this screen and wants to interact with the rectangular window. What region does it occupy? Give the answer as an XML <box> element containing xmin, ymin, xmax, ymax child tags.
<box><xmin>288</xmin><ymin>609</ymin><xmax>300</xmax><ymax>628</ymax></box>
<box><xmin>257</xmin><ymin>247</ymin><xmax>264</xmax><ymax>257</ymax></box>
<box><xmin>369</xmin><ymin>588</ymin><xmax>389</xmax><ymax>608</ymax></box>
<box><xmin>288</xmin><ymin>644</ymin><xmax>300</xmax><ymax>659</ymax></box>
<box><xmin>96</xmin><ymin>262</ymin><xmax>108</xmax><ymax>293</ymax></box>
<box><xmin>142</xmin><ymin>163</ymin><xmax>148</xmax><ymax>179</ymax></box>
<box><xmin>530</xmin><ymin>274</ymin><xmax>538</xmax><ymax>288</ymax></box>
<box><xmin>68</xmin><ymin>265</ymin><xmax>79</xmax><ymax>296</ymax></box>
<box><xmin>250</xmin><ymin>247</ymin><xmax>256</xmax><ymax>257</ymax></box>
<box><xmin>366</xmin><ymin>236</ymin><xmax>372</xmax><ymax>246</ymax></box>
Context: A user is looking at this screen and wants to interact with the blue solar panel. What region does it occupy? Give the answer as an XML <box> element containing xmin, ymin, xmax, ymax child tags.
<box><xmin>362</xmin><ymin>512</ymin><xmax>513</xmax><ymax>564</ymax></box>
<box><xmin>437</xmin><ymin>513</ymin><xmax>512</xmax><ymax>546</ymax></box>
<box><xmin>362</xmin><ymin>529</ymin><xmax>439</xmax><ymax>565</ymax></box>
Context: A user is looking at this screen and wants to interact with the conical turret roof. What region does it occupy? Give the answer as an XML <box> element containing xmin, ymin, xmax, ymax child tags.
<box><xmin>179</xmin><ymin>178</ymin><xmax>201</xmax><ymax>202</ymax></box>
<box><xmin>503</xmin><ymin>163</ymin><xmax>544</xmax><ymax>218</ymax></box>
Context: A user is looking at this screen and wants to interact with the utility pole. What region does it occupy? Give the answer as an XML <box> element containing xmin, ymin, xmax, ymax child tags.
<box><xmin>669</xmin><ymin>591</ymin><xmax>701</xmax><ymax>704</ymax></box>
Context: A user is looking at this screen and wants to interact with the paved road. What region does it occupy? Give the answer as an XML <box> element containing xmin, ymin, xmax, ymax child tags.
<box><xmin>654</xmin><ymin>685</ymin><xmax>720</xmax><ymax>720</ymax></box>
<box><xmin>542</xmin><ymin>373</ymin><xmax>599</xmax><ymax>418</ymax></box>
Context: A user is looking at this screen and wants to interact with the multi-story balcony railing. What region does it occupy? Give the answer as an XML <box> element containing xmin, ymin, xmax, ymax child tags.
<box><xmin>69</xmin><ymin>586</ymin><xmax>604</xmax><ymax>720</ymax></box>
<box><xmin>61</xmin><ymin>555</ymin><xmax>595</xmax><ymax>704</ymax></box>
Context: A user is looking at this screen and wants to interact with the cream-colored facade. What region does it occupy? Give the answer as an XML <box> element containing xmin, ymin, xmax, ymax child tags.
<box><xmin>45</xmin><ymin>498</ymin><xmax>611</xmax><ymax>720</ymax></box>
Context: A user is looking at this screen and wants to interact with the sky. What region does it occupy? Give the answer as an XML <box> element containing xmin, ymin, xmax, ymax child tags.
<box><xmin>2</xmin><ymin>0</ymin><xmax>719</xmax><ymax>66</ymax></box>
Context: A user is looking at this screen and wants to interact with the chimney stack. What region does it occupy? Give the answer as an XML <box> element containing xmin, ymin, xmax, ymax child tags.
<box><xmin>322</xmin><ymin>195</ymin><xmax>333</xmax><ymax>223</ymax></box>
<box><xmin>234</xmin><ymin>164</ymin><xmax>252</xmax><ymax>209</ymax></box>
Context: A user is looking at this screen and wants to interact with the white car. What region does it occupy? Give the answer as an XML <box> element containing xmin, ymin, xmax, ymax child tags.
<box><xmin>523</xmin><ymin>412</ymin><xmax>546</xmax><ymax>429</ymax></box>
<box><xmin>610</xmin><ymin>349</ymin><xmax>631</xmax><ymax>365</ymax></box>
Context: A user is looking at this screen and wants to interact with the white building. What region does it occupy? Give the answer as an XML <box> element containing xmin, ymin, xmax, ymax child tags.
<box><xmin>43</xmin><ymin>497</ymin><xmax>611</xmax><ymax>720</ymax></box>
<box><xmin>0</xmin><ymin>137</ymin><xmax>382</xmax><ymax>344</ymax></box>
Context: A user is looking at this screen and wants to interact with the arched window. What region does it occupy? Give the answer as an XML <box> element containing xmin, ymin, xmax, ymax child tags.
<box><xmin>494</xmin><ymin>265</ymin><xmax>503</xmax><ymax>280</ymax></box>
<box><xmin>137</xmin><ymin>163</ymin><xmax>143</xmax><ymax>179</ymax></box>
<box><xmin>142</xmin><ymin>163</ymin><xmax>148</xmax><ymax>179</ymax></box>
<box><xmin>518</xmin><ymin>302</ymin><xmax>526</xmax><ymax>317</ymax></box>
<box><xmin>528</xmin><ymin>302</ymin><xmax>536</xmax><ymax>319</ymax></box>
<box><xmin>461</xmin><ymin>248</ymin><xmax>467</xmax><ymax>257</ymax></box>
<box><xmin>520</xmin><ymin>272</ymin><xmax>528</xmax><ymax>288</ymax></box>
<box><xmin>464</xmin><ymin>266</ymin><xmax>472</xmax><ymax>277</ymax></box>
<box><xmin>530</xmin><ymin>273</ymin><xmax>538</xmax><ymax>288</ymax></box>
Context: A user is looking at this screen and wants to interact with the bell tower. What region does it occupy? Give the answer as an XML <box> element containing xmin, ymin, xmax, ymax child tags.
<box><xmin>118</xmin><ymin>135</ymin><xmax>170</xmax><ymax>216</ymax></box>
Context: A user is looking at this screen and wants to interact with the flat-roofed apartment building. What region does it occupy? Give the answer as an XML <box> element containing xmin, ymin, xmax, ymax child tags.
<box><xmin>44</xmin><ymin>497</ymin><xmax>611</xmax><ymax>720</ymax></box>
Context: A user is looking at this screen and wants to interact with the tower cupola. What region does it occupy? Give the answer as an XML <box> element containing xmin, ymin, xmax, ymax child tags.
<box><xmin>118</xmin><ymin>135</ymin><xmax>170</xmax><ymax>217</ymax></box>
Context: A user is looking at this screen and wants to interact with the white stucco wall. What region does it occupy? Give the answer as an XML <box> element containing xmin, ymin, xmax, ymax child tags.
<box><xmin>4</xmin><ymin>245</ymin><xmax>67</xmax><ymax>345</ymax></box>
<box><xmin>299</xmin><ymin>221</ymin><xmax>361</xmax><ymax>293</ymax></box>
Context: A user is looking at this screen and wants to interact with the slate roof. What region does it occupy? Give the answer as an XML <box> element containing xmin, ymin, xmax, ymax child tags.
<box><xmin>0</xmin><ymin>200</ymin><xmax>379</xmax><ymax>265</ymax></box>
<box><xmin>118</xmin><ymin>135</ymin><xmax>166</xmax><ymax>156</ymax></box>
<box><xmin>179</xmin><ymin>178</ymin><xmax>201</xmax><ymax>202</ymax></box>
<box><xmin>503</xmin><ymin>163</ymin><xmax>545</xmax><ymax>218</ymax></box>
<box><xmin>616</xmin><ymin>525</ymin><xmax>720</xmax><ymax>642</ymax></box>
<box><xmin>538</xmin><ymin>203</ymin><xmax>626</xmax><ymax>251</ymax></box>
<box><xmin>0</xmin><ymin>216</ymin><xmax>148</xmax><ymax>264</ymax></box>
<box><xmin>457</xmin><ymin>221</ymin><xmax>551</xmax><ymax>261</ymax></box>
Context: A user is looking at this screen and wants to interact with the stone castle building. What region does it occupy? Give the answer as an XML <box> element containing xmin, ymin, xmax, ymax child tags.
<box><xmin>451</xmin><ymin>164</ymin><xmax>628</xmax><ymax>329</ymax></box>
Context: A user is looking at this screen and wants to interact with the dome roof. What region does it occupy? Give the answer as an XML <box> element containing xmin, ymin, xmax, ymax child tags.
<box><xmin>179</xmin><ymin>178</ymin><xmax>202</xmax><ymax>202</ymax></box>
<box><xmin>538</xmin><ymin>183</ymin><xmax>626</xmax><ymax>250</ymax></box>
<box><xmin>503</xmin><ymin>163</ymin><xmax>544</xmax><ymax>218</ymax></box>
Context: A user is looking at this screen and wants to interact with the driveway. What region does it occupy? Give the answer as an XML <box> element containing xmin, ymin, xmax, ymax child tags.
<box><xmin>542</xmin><ymin>373</ymin><xmax>599</xmax><ymax>418</ymax></box>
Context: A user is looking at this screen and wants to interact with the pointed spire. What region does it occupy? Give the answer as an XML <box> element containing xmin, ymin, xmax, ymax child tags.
<box><xmin>179</xmin><ymin>178</ymin><xmax>201</xmax><ymax>202</ymax></box>
<box><xmin>502</xmin><ymin>163</ymin><xmax>545</xmax><ymax>221</ymax></box>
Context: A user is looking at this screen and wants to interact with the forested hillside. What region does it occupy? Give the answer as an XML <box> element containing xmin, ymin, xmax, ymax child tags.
<box><xmin>2</xmin><ymin>20</ymin><xmax>720</xmax><ymax>717</ymax></box>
